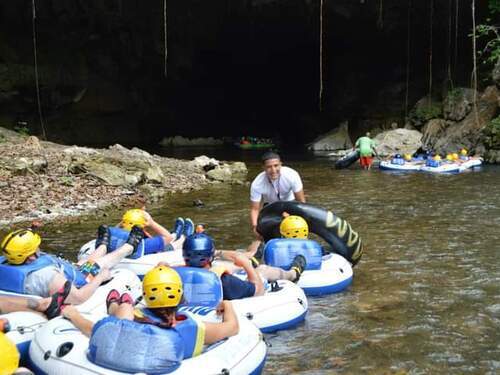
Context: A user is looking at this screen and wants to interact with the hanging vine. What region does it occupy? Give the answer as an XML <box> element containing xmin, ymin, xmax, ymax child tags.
<box><xmin>164</xmin><ymin>0</ymin><xmax>168</xmax><ymax>78</ymax></box>
<box><xmin>428</xmin><ymin>0</ymin><xmax>434</xmax><ymax>106</ymax></box>
<box><xmin>319</xmin><ymin>0</ymin><xmax>324</xmax><ymax>112</ymax></box>
<box><xmin>454</xmin><ymin>0</ymin><xmax>459</xmax><ymax>77</ymax></box>
<box><xmin>447</xmin><ymin>0</ymin><xmax>454</xmax><ymax>89</ymax></box>
<box><xmin>32</xmin><ymin>0</ymin><xmax>47</xmax><ymax>140</ymax></box>
<box><xmin>377</xmin><ymin>0</ymin><xmax>384</xmax><ymax>30</ymax></box>
<box><xmin>471</xmin><ymin>0</ymin><xmax>479</xmax><ymax>126</ymax></box>
<box><xmin>404</xmin><ymin>0</ymin><xmax>412</xmax><ymax>120</ymax></box>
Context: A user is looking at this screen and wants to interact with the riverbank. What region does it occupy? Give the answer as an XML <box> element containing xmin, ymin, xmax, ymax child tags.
<box><xmin>0</xmin><ymin>127</ymin><xmax>247</xmax><ymax>227</ymax></box>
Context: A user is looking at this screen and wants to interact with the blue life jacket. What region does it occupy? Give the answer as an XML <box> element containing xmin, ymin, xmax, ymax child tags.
<box><xmin>391</xmin><ymin>157</ymin><xmax>405</xmax><ymax>165</ymax></box>
<box><xmin>426</xmin><ymin>159</ymin><xmax>441</xmax><ymax>167</ymax></box>
<box><xmin>176</xmin><ymin>267</ymin><xmax>222</xmax><ymax>308</ymax></box>
<box><xmin>264</xmin><ymin>238</ymin><xmax>322</xmax><ymax>271</ymax></box>
<box><xmin>108</xmin><ymin>226</ymin><xmax>146</xmax><ymax>259</ymax></box>
<box><xmin>88</xmin><ymin>311</ymin><xmax>202</xmax><ymax>374</ymax></box>
<box><xmin>0</xmin><ymin>253</ymin><xmax>87</xmax><ymax>294</ymax></box>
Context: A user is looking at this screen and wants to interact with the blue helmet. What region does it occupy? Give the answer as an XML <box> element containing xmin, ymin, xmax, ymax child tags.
<box><xmin>183</xmin><ymin>233</ymin><xmax>215</xmax><ymax>267</ymax></box>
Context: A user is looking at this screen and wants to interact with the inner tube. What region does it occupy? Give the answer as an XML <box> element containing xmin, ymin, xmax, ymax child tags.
<box><xmin>257</xmin><ymin>201</ymin><xmax>363</xmax><ymax>266</ymax></box>
<box><xmin>335</xmin><ymin>150</ymin><xmax>359</xmax><ymax>169</ymax></box>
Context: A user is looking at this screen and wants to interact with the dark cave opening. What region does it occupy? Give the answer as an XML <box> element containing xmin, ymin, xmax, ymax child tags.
<box><xmin>0</xmin><ymin>0</ymin><xmax>489</xmax><ymax>147</ymax></box>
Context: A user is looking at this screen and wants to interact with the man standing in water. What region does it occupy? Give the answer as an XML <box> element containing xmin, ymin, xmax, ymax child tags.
<box><xmin>249</xmin><ymin>152</ymin><xmax>305</xmax><ymax>238</ymax></box>
<box><xmin>355</xmin><ymin>132</ymin><xmax>378</xmax><ymax>170</ymax></box>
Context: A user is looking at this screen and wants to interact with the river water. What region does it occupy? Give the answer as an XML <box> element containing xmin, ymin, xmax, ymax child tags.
<box><xmin>32</xmin><ymin>150</ymin><xmax>500</xmax><ymax>374</ymax></box>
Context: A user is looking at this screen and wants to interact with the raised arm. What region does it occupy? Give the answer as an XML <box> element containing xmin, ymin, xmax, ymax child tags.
<box><xmin>204</xmin><ymin>300</ymin><xmax>239</xmax><ymax>344</ymax></box>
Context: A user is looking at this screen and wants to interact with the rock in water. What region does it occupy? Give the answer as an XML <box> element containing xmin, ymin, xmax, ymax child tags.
<box><xmin>421</xmin><ymin>119</ymin><xmax>448</xmax><ymax>149</ymax></box>
<box><xmin>373</xmin><ymin>129</ymin><xmax>423</xmax><ymax>156</ymax></box>
<box><xmin>193</xmin><ymin>199</ymin><xmax>204</xmax><ymax>207</ymax></box>
<box><xmin>308</xmin><ymin>121</ymin><xmax>353</xmax><ymax>151</ymax></box>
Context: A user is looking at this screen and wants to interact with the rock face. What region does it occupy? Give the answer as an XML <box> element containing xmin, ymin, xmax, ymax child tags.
<box><xmin>433</xmin><ymin>86</ymin><xmax>499</xmax><ymax>154</ymax></box>
<box><xmin>421</xmin><ymin>119</ymin><xmax>448</xmax><ymax>149</ymax></box>
<box><xmin>443</xmin><ymin>88</ymin><xmax>476</xmax><ymax>122</ymax></box>
<box><xmin>373</xmin><ymin>128</ymin><xmax>423</xmax><ymax>156</ymax></box>
<box><xmin>408</xmin><ymin>96</ymin><xmax>442</xmax><ymax>128</ymax></box>
<box><xmin>308</xmin><ymin>122</ymin><xmax>353</xmax><ymax>151</ymax></box>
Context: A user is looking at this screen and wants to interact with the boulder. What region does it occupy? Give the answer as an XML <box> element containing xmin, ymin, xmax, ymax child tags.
<box><xmin>443</xmin><ymin>88</ymin><xmax>476</xmax><ymax>122</ymax></box>
<box><xmin>63</xmin><ymin>146</ymin><xmax>98</xmax><ymax>156</ymax></box>
<box><xmin>143</xmin><ymin>165</ymin><xmax>164</xmax><ymax>184</ymax></box>
<box><xmin>8</xmin><ymin>157</ymin><xmax>48</xmax><ymax>175</ymax></box>
<box><xmin>206</xmin><ymin>162</ymin><xmax>248</xmax><ymax>183</ymax></box>
<box><xmin>434</xmin><ymin>86</ymin><xmax>499</xmax><ymax>154</ymax></box>
<box><xmin>373</xmin><ymin>129</ymin><xmax>423</xmax><ymax>156</ymax></box>
<box><xmin>24</xmin><ymin>136</ymin><xmax>42</xmax><ymax>150</ymax></box>
<box><xmin>190</xmin><ymin>155</ymin><xmax>220</xmax><ymax>171</ymax></box>
<box><xmin>308</xmin><ymin>121</ymin><xmax>353</xmax><ymax>151</ymax></box>
<box><xmin>69</xmin><ymin>158</ymin><xmax>128</xmax><ymax>186</ymax></box>
<box><xmin>421</xmin><ymin>119</ymin><xmax>449</xmax><ymax>149</ymax></box>
<box><xmin>408</xmin><ymin>96</ymin><xmax>442</xmax><ymax>128</ymax></box>
<box><xmin>68</xmin><ymin>154</ymin><xmax>165</xmax><ymax>187</ymax></box>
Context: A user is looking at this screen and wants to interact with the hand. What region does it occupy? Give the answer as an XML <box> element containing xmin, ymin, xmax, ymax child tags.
<box><xmin>156</xmin><ymin>261</ymin><xmax>170</xmax><ymax>267</ymax></box>
<box><xmin>142</xmin><ymin>211</ymin><xmax>153</xmax><ymax>226</ymax></box>
<box><xmin>233</xmin><ymin>253</ymin><xmax>251</xmax><ymax>268</ymax></box>
<box><xmin>61</xmin><ymin>305</ymin><xmax>78</xmax><ymax>319</ymax></box>
<box><xmin>97</xmin><ymin>267</ymin><xmax>111</xmax><ymax>282</ymax></box>
<box><xmin>281</xmin><ymin>211</ymin><xmax>290</xmax><ymax>218</ymax></box>
<box><xmin>252</xmin><ymin>226</ymin><xmax>263</xmax><ymax>240</ymax></box>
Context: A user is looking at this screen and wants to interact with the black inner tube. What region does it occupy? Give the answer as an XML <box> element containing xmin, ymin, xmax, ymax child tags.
<box><xmin>257</xmin><ymin>201</ymin><xmax>363</xmax><ymax>266</ymax></box>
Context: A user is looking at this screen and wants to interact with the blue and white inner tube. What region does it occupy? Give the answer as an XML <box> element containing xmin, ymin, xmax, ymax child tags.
<box><xmin>0</xmin><ymin>268</ymin><xmax>142</xmax><ymax>362</ymax></box>
<box><xmin>29</xmin><ymin>267</ymin><xmax>267</xmax><ymax>375</ymax></box>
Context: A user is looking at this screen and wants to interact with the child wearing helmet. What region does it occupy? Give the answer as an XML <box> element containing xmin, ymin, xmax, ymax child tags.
<box><xmin>61</xmin><ymin>266</ymin><xmax>239</xmax><ymax>374</ymax></box>
<box><xmin>183</xmin><ymin>233</ymin><xmax>306</xmax><ymax>300</ymax></box>
<box><xmin>459</xmin><ymin>148</ymin><xmax>469</xmax><ymax>160</ymax></box>
<box><xmin>84</xmin><ymin>209</ymin><xmax>190</xmax><ymax>262</ymax></box>
<box><xmin>0</xmin><ymin>227</ymin><xmax>143</xmax><ymax>306</ymax></box>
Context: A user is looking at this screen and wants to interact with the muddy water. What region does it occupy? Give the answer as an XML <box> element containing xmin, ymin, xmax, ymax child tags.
<box><xmin>33</xmin><ymin>152</ymin><xmax>500</xmax><ymax>374</ymax></box>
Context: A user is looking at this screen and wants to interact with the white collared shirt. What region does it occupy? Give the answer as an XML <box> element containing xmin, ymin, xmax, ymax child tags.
<box><xmin>250</xmin><ymin>166</ymin><xmax>303</xmax><ymax>203</ymax></box>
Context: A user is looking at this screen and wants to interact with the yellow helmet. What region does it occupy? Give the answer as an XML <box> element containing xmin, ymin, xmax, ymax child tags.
<box><xmin>452</xmin><ymin>153</ymin><xmax>459</xmax><ymax>160</ymax></box>
<box><xmin>1</xmin><ymin>229</ymin><xmax>41</xmax><ymax>265</ymax></box>
<box><xmin>434</xmin><ymin>155</ymin><xmax>442</xmax><ymax>161</ymax></box>
<box><xmin>120</xmin><ymin>209</ymin><xmax>146</xmax><ymax>231</ymax></box>
<box><xmin>460</xmin><ymin>148</ymin><xmax>468</xmax><ymax>156</ymax></box>
<box><xmin>280</xmin><ymin>215</ymin><xmax>309</xmax><ymax>239</ymax></box>
<box><xmin>446</xmin><ymin>154</ymin><xmax>454</xmax><ymax>161</ymax></box>
<box><xmin>403</xmin><ymin>153</ymin><xmax>412</xmax><ymax>161</ymax></box>
<box><xmin>0</xmin><ymin>332</ymin><xmax>20</xmax><ymax>374</ymax></box>
<box><xmin>142</xmin><ymin>266</ymin><xmax>183</xmax><ymax>309</ymax></box>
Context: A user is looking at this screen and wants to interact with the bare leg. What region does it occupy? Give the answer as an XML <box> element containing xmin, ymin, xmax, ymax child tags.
<box><xmin>77</xmin><ymin>244</ymin><xmax>107</xmax><ymax>266</ymax></box>
<box><xmin>256</xmin><ymin>265</ymin><xmax>297</xmax><ymax>282</ymax></box>
<box><xmin>0</xmin><ymin>296</ymin><xmax>50</xmax><ymax>314</ymax></box>
<box><xmin>109</xmin><ymin>302</ymin><xmax>134</xmax><ymax>320</ymax></box>
<box><xmin>94</xmin><ymin>243</ymin><xmax>133</xmax><ymax>269</ymax></box>
<box><xmin>171</xmin><ymin>235</ymin><xmax>185</xmax><ymax>251</ymax></box>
